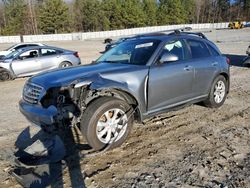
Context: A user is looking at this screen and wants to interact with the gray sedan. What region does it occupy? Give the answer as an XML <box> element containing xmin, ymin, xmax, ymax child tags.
<box><xmin>0</xmin><ymin>46</ymin><xmax>81</xmax><ymax>81</ymax></box>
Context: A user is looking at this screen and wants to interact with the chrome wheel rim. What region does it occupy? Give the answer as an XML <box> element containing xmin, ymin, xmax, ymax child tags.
<box><xmin>214</xmin><ymin>80</ymin><xmax>226</xmax><ymax>104</ymax></box>
<box><xmin>96</xmin><ymin>108</ymin><xmax>128</xmax><ymax>144</ymax></box>
<box><xmin>0</xmin><ymin>72</ymin><xmax>10</xmax><ymax>81</ymax></box>
<box><xmin>62</xmin><ymin>63</ymin><xmax>70</xmax><ymax>68</ymax></box>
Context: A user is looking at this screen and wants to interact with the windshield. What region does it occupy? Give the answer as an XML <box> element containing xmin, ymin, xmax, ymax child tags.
<box><xmin>97</xmin><ymin>39</ymin><xmax>161</xmax><ymax>65</ymax></box>
<box><xmin>4</xmin><ymin>49</ymin><xmax>22</xmax><ymax>59</ymax></box>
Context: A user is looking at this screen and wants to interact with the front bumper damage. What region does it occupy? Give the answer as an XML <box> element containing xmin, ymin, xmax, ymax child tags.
<box><xmin>19</xmin><ymin>100</ymin><xmax>58</xmax><ymax>126</ymax></box>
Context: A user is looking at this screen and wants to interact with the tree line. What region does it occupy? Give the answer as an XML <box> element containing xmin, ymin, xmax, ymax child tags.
<box><xmin>0</xmin><ymin>0</ymin><xmax>249</xmax><ymax>35</ymax></box>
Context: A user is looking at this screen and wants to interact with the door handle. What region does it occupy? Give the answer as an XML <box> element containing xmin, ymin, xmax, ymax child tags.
<box><xmin>184</xmin><ymin>65</ymin><xmax>192</xmax><ymax>71</ymax></box>
<box><xmin>212</xmin><ymin>62</ymin><xmax>218</xmax><ymax>66</ymax></box>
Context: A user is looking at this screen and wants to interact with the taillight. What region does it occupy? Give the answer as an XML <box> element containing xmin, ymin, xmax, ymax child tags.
<box><xmin>74</xmin><ymin>52</ymin><xmax>79</xmax><ymax>58</ymax></box>
<box><xmin>226</xmin><ymin>57</ymin><xmax>230</xmax><ymax>65</ymax></box>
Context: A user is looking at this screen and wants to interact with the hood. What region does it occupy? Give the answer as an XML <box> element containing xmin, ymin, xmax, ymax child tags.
<box><xmin>30</xmin><ymin>63</ymin><xmax>145</xmax><ymax>89</ymax></box>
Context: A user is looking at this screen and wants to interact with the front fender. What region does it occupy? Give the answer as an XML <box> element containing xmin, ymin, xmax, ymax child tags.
<box><xmin>90</xmin><ymin>77</ymin><xmax>145</xmax><ymax>114</ymax></box>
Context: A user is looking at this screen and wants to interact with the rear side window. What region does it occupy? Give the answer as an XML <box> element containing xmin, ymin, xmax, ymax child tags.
<box><xmin>56</xmin><ymin>50</ymin><xmax>64</xmax><ymax>54</ymax></box>
<box><xmin>187</xmin><ymin>39</ymin><xmax>211</xmax><ymax>59</ymax></box>
<box><xmin>41</xmin><ymin>48</ymin><xmax>57</xmax><ymax>56</ymax></box>
<box><xmin>207</xmin><ymin>44</ymin><xmax>220</xmax><ymax>56</ymax></box>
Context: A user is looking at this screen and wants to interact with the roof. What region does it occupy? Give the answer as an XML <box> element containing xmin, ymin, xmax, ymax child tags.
<box><xmin>16</xmin><ymin>45</ymin><xmax>74</xmax><ymax>53</ymax></box>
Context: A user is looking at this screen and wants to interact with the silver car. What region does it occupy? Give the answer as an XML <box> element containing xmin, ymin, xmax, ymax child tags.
<box><xmin>0</xmin><ymin>46</ymin><xmax>81</xmax><ymax>81</ymax></box>
<box><xmin>20</xmin><ymin>31</ymin><xmax>230</xmax><ymax>151</ymax></box>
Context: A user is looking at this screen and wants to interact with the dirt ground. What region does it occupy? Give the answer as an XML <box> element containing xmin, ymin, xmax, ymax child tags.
<box><xmin>0</xmin><ymin>28</ymin><xmax>249</xmax><ymax>188</ymax></box>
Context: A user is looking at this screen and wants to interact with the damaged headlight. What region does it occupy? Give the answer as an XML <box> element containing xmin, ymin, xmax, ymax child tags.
<box><xmin>23</xmin><ymin>82</ymin><xmax>46</xmax><ymax>104</ymax></box>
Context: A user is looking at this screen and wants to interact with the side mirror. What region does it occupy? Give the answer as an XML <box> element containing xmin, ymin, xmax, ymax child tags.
<box><xmin>159</xmin><ymin>53</ymin><xmax>179</xmax><ymax>64</ymax></box>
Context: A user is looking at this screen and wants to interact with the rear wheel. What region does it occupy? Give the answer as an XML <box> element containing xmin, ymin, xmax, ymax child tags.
<box><xmin>81</xmin><ymin>97</ymin><xmax>134</xmax><ymax>151</ymax></box>
<box><xmin>203</xmin><ymin>75</ymin><xmax>228</xmax><ymax>108</ymax></box>
<box><xmin>59</xmin><ymin>61</ymin><xmax>72</xmax><ymax>68</ymax></box>
<box><xmin>0</xmin><ymin>69</ymin><xmax>13</xmax><ymax>81</ymax></box>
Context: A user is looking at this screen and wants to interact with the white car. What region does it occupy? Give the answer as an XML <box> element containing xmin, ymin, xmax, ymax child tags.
<box><xmin>0</xmin><ymin>43</ymin><xmax>45</xmax><ymax>58</ymax></box>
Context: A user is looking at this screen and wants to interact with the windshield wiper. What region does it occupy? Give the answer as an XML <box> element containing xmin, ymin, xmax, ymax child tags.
<box><xmin>99</xmin><ymin>60</ymin><xmax>117</xmax><ymax>64</ymax></box>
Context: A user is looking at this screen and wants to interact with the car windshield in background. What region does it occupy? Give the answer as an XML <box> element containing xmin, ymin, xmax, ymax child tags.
<box><xmin>97</xmin><ymin>39</ymin><xmax>161</xmax><ymax>65</ymax></box>
<box><xmin>4</xmin><ymin>49</ymin><xmax>22</xmax><ymax>59</ymax></box>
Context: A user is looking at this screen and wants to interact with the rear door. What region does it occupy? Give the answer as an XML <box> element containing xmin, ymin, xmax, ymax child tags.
<box><xmin>38</xmin><ymin>48</ymin><xmax>61</xmax><ymax>71</ymax></box>
<box><xmin>147</xmin><ymin>39</ymin><xmax>195</xmax><ymax>113</ymax></box>
<box><xmin>185</xmin><ymin>39</ymin><xmax>220</xmax><ymax>96</ymax></box>
<box><xmin>11</xmin><ymin>49</ymin><xmax>41</xmax><ymax>76</ymax></box>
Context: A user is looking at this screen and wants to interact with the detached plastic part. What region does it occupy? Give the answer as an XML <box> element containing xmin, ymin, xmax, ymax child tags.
<box><xmin>18</xmin><ymin>135</ymin><xmax>66</xmax><ymax>166</ymax></box>
<box><xmin>12</xmin><ymin>162</ymin><xmax>64</xmax><ymax>188</ymax></box>
<box><xmin>13</xmin><ymin>135</ymin><xmax>66</xmax><ymax>188</ymax></box>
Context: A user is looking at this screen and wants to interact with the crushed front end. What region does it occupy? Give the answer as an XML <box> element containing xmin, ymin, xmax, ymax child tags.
<box><xmin>19</xmin><ymin>81</ymin><xmax>86</xmax><ymax>131</ymax></box>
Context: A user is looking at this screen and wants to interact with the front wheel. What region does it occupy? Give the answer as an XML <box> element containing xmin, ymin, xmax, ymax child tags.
<box><xmin>203</xmin><ymin>75</ymin><xmax>228</xmax><ymax>108</ymax></box>
<box><xmin>81</xmin><ymin>97</ymin><xmax>134</xmax><ymax>151</ymax></box>
<box><xmin>0</xmin><ymin>69</ymin><xmax>13</xmax><ymax>81</ymax></box>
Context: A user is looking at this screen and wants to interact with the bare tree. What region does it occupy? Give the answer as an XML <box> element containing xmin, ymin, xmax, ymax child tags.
<box><xmin>195</xmin><ymin>0</ymin><xmax>204</xmax><ymax>23</ymax></box>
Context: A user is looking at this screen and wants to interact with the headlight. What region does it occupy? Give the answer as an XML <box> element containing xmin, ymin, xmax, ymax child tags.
<box><xmin>23</xmin><ymin>82</ymin><xmax>46</xmax><ymax>104</ymax></box>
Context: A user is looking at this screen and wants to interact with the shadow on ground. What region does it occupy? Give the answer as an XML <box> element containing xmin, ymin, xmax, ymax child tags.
<box><xmin>224</xmin><ymin>54</ymin><xmax>249</xmax><ymax>67</ymax></box>
<box><xmin>12</xmin><ymin>126</ymin><xmax>92</xmax><ymax>188</ymax></box>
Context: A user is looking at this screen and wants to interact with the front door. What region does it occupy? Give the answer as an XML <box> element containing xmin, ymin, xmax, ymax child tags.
<box><xmin>147</xmin><ymin>39</ymin><xmax>194</xmax><ymax>114</ymax></box>
<box><xmin>11</xmin><ymin>49</ymin><xmax>41</xmax><ymax>77</ymax></box>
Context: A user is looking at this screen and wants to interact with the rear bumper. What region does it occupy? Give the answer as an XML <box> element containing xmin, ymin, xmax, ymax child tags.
<box><xmin>19</xmin><ymin>100</ymin><xmax>58</xmax><ymax>126</ymax></box>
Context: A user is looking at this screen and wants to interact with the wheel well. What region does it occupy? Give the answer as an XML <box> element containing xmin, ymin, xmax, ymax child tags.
<box><xmin>82</xmin><ymin>88</ymin><xmax>141</xmax><ymax>122</ymax></box>
<box><xmin>219</xmin><ymin>72</ymin><xmax>230</xmax><ymax>93</ymax></box>
<box><xmin>60</xmin><ymin>61</ymin><xmax>72</xmax><ymax>66</ymax></box>
<box><xmin>220</xmin><ymin>72</ymin><xmax>229</xmax><ymax>82</ymax></box>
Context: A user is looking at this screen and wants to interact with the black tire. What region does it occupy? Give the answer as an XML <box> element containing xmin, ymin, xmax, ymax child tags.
<box><xmin>81</xmin><ymin>97</ymin><xmax>134</xmax><ymax>151</ymax></box>
<box><xmin>203</xmin><ymin>75</ymin><xmax>228</xmax><ymax>108</ymax></box>
<box><xmin>59</xmin><ymin>61</ymin><xmax>72</xmax><ymax>68</ymax></box>
<box><xmin>0</xmin><ymin>69</ymin><xmax>13</xmax><ymax>81</ymax></box>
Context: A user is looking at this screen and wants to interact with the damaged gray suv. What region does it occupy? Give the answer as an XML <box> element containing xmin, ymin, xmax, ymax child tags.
<box><xmin>19</xmin><ymin>31</ymin><xmax>230</xmax><ymax>151</ymax></box>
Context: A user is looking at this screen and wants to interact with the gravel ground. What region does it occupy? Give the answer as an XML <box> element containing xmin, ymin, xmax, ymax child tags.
<box><xmin>0</xmin><ymin>28</ymin><xmax>249</xmax><ymax>188</ymax></box>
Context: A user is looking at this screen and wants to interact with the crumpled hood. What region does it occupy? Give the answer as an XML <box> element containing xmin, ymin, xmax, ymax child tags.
<box><xmin>29</xmin><ymin>63</ymin><xmax>142</xmax><ymax>89</ymax></box>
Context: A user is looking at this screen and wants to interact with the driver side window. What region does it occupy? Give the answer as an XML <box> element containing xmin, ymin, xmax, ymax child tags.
<box><xmin>18</xmin><ymin>50</ymin><xmax>39</xmax><ymax>60</ymax></box>
<box><xmin>160</xmin><ymin>40</ymin><xmax>185</xmax><ymax>62</ymax></box>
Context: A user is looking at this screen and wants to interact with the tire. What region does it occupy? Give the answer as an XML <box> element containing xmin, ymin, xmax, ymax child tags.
<box><xmin>203</xmin><ymin>75</ymin><xmax>228</xmax><ymax>108</ymax></box>
<box><xmin>59</xmin><ymin>61</ymin><xmax>72</xmax><ymax>68</ymax></box>
<box><xmin>0</xmin><ymin>69</ymin><xmax>13</xmax><ymax>81</ymax></box>
<box><xmin>81</xmin><ymin>97</ymin><xmax>134</xmax><ymax>151</ymax></box>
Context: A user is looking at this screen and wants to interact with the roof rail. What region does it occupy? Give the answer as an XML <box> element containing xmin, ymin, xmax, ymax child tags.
<box><xmin>135</xmin><ymin>27</ymin><xmax>192</xmax><ymax>37</ymax></box>
<box><xmin>169</xmin><ymin>31</ymin><xmax>208</xmax><ymax>40</ymax></box>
